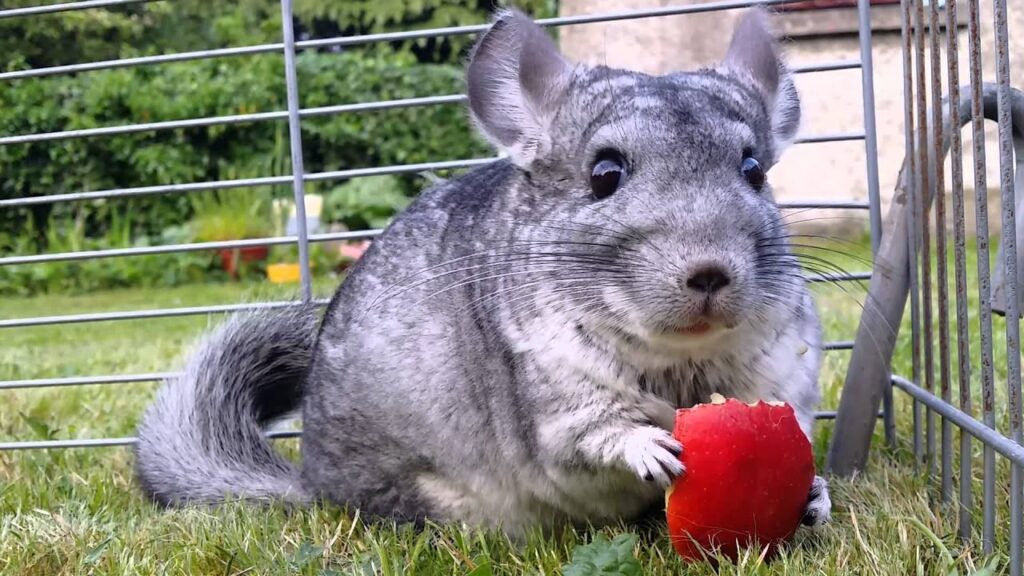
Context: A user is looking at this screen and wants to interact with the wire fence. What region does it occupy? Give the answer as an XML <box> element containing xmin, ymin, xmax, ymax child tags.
<box><xmin>0</xmin><ymin>0</ymin><xmax>879</xmax><ymax>411</ymax></box>
<box><xmin>0</xmin><ymin>0</ymin><xmax>1020</xmax><ymax>568</ymax></box>
<box><xmin>824</xmin><ymin>0</ymin><xmax>1023</xmax><ymax>568</ymax></box>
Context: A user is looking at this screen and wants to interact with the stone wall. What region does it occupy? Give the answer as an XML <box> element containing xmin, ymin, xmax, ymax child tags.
<box><xmin>554</xmin><ymin>0</ymin><xmax>1024</xmax><ymax>238</ymax></box>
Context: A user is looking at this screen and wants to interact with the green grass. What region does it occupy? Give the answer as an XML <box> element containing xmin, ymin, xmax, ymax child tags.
<box><xmin>0</xmin><ymin>244</ymin><xmax>1017</xmax><ymax>575</ymax></box>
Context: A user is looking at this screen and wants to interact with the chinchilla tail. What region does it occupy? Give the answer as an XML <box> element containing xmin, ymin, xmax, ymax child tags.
<box><xmin>133</xmin><ymin>305</ymin><xmax>320</xmax><ymax>507</ymax></box>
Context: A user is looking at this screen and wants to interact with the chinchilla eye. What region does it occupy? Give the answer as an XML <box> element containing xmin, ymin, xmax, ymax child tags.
<box><xmin>590</xmin><ymin>149</ymin><xmax>628</xmax><ymax>200</ymax></box>
<box><xmin>740</xmin><ymin>155</ymin><xmax>765</xmax><ymax>191</ymax></box>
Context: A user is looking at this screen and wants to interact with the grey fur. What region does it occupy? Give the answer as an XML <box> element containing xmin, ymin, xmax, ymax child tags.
<box><xmin>135</xmin><ymin>6</ymin><xmax>832</xmax><ymax>535</ymax></box>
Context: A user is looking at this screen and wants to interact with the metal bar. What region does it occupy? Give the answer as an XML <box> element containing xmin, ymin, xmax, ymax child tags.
<box><xmin>816</xmin><ymin>410</ymin><xmax>884</xmax><ymax>420</ymax></box>
<box><xmin>778</xmin><ymin>201</ymin><xmax>870</xmax><ymax>210</ymax></box>
<box><xmin>915</xmin><ymin>0</ymin><xmax>937</xmax><ymax>479</ymax></box>
<box><xmin>299</xmin><ymin>0</ymin><xmax>796</xmax><ymax>52</ymax></box>
<box><xmin>805</xmin><ymin>272</ymin><xmax>872</xmax><ymax>283</ymax></box>
<box><xmin>0</xmin><ymin>270</ymin><xmax>864</xmax><ymax>329</ymax></box>
<box><xmin>0</xmin><ymin>174</ymin><xmax>292</xmax><ymax>208</ymax></box>
<box><xmin>928</xmin><ymin>0</ymin><xmax>954</xmax><ymax>503</ymax></box>
<box><xmin>0</xmin><ymin>155</ymin><xmax>856</xmax><ymax>211</ymax></box>
<box><xmin>0</xmin><ymin>410</ymin><xmax>872</xmax><ymax>452</ymax></box>
<box><xmin>823</xmin><ymin>340</ymin><xmax>855</xmax><ymax>350</ymax></box>
<box><xmin>0</xmin><ymin>299</ymin><xmax>330</xmax><ymax>329</ymax></box>
<box><xmin>279</xmin><ymin>0</ymin><xmax>312</xmax><ymax>303</ymax></box>
<box><xmin>0</xmin><ymin>0</ymin><xmax>823</xmax><ymax>82</ymax></box>
<box><xmin>856</xmin><ymin>0</ymin><xmax>889</xmax><ymax>447</ymax></box>
<box><xmin>0</xmin><ymin>0</ymin><xmax>158</xmax><ymax>19</ymax></box>
<box><xmin>0</xmin><ymin>44</ymin><xmax>285</xmax><ymax>82</ymax></box>
<box><xmin>0</xmin><ymin>96</ymin><xmax>469</xmax><ymax>147</ymax></box>
<box><xmin>5</xmin><ymin>233</ymin><xmax>860</xmax><ymax>272</ymax></box>
<box><xmin>892</xmin><ymin>375</ymin><xmax>1024</xmax><ymax>467</ymax></box>
<box><xmin>0</xmin><ymin>102</ymin><xmax>862</xmax><ymax>148</ymax></box>
<box><xmin>0</xmin><ymin>231</ymin><xmax>379</xmax><ymax>267</ymax></box>
<box><xmin>994</xmin><ymin>0</ymin><xmax>1023</xmax><ymax>569</ymax></box>
<box><xmin>944</xmin><ymin>0</ymin><xmax>974</xmax><ymax>539</ymax></box>
<box><xmin>0</xmin><ymin>341</ymin><xmax>858</xmax><ymax>392</ymax></box>
<box><xmin>790</xmin><ymin>59</ymin><xmax>862</xmax><ymax>74</ymax></box>
<box><xmin>0</xmin><ymin>158</ymin><xmax>499</xmax><ymax>208</ymax></box>
<box><xmin>900</xmin><ymin>0</ymin><xmax>923</xmax><ymax>471</ymax></box>
<box><xmin>793</xmin><ymin>132</ymin><xmax>865</xmax><ymax>144</ymax></box>
<box><xmin>968</xmin><ymin>0</ymin><xmax>996</xmax><ymax>553</ymax></box>
<box><xmin>0</xmin><ymin>430</ymin><xmax>300</xmax><ymax>452</ymax></box>
<box><xmin>0</xmin><ymin>372</ymin><xmax>176</xmax><ymax>390</ymax></box>
<box><xmin>858</xmin><ymin>0</ymin><xmax>883</xmax><ymax>257</ymax></box>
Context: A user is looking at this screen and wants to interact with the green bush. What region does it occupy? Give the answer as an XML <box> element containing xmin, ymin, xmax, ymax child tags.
<box><xmin>0</xmin><ymin>212</ymin><xmax>218</xmax><ymax>297</ymax></box>
<box><xmin>321</xmin><ymin>175</ymin><xmax>411</xmax><ymax>231</ymax></box>
<box><xmin>0</xmin><ymin>50</ymin><xmax>490</xmax><ymax>249</ymax></box>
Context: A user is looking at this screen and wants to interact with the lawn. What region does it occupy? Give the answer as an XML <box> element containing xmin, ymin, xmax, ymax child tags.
<box><xmin>0</xmin><ymin>239</ymin><xmax>1016</xmax><ymax>575</ymax></box>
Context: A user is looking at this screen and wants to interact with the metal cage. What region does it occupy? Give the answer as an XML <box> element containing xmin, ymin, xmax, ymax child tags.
<box><xmin>0</xmin><ymin>0</ymin><xmax>1020</xmax><ymax>569</ymax></box>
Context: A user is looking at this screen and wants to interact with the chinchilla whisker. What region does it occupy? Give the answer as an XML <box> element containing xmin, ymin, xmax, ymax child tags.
<box><xmin>411</xmin><ymin>267</ymin><xmax>629</xmax><ymax>311</ymax></box>
<box><xmin>375</xmin><ymin>239</ymin><xmax>634</xmax><ymax>289</ymax></box>
<box><xmin>485</xmin><ymin>283</ymin><xmax>617</xmax><ymax>316</ymax></box>
<box><xmin>589</xmin><ymin>209</ymin><xmax>676</xmax><ymax>268</ymax></box>
<box><xmin>470</xmin><ymin>282</ymin><xmax>623</xmax><ymax>321</ymax></box>
<box><xmin>367</xmin><ymin>249</ymin><xmax>640</xmax><ymax>311</ymax></box>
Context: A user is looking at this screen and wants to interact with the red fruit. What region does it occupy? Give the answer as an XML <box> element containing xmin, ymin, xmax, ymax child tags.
<box><xmin>665</xmin><ymin>394</ymin><xmax>815</xmax><ymax>563</ymax></box>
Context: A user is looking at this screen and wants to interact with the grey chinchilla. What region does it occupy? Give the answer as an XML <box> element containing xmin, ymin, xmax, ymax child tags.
<box><xmin>135</xmin><ymin>6</ymin><xmax>833</xmax><ymax>536</ymax></box>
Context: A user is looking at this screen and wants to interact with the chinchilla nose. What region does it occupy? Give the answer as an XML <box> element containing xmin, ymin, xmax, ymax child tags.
<box><xmin>685</xmin><ymin>265</ymin><xmax>732</xmax><ymax>294</ymax></box>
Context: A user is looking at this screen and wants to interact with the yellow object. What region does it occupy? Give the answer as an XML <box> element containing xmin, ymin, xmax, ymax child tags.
<box><xmin>267</xmin><ymin>263</ymin><xmax>309</xmax><ymax>284</ymax></box>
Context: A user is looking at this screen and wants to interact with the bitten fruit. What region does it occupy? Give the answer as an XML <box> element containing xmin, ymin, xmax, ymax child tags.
<box><xmin>665</xmin><ymin>393</ymin><xmax>815</xmax><ymax>563</ymax></box>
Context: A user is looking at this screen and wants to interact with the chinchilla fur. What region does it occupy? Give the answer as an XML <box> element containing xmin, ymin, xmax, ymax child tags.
<box><xmin>135</xmin><ymin>6</ymin><xmax>833</xmax><ymax>535</ymax></box>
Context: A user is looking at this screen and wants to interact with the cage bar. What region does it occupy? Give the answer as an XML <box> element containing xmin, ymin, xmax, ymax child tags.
<box><xmin>914</xmin><ymin>0</ymin><xmax>937</xmax><ymax>478</ymax></box>
<box><xmin>942</xmin><ymin>0</ymin><xmax>975</xmax><ymax>539</ymax></box>
<box><xmin>0</xmin><ymin>0</ymin><xmax>804</xmax><ymax>82</ymax></box>
<box><xmin>0</xmin><ymin>0</ymin><xmax>159</xmax><ymax>19</ymax></box>
<box><xmin>966</xmin><ymin>0</ymin><xmax>997</xmax><ymax>552</ymax></box>
<box><xmin>992</xmin><ymin>0</ymin><xmax>1023</xmax><ymax>570</ymax></box>
<box><xmin>898</xmin><ymin>0</ymin><xmax>923</xmax><ymax>471</ymax></box>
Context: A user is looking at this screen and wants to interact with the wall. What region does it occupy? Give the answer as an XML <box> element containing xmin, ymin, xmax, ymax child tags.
<box><xmin>555</xmin><ymin>0</ymin><xmax>1024</xmax><ymax>238</ymax></box>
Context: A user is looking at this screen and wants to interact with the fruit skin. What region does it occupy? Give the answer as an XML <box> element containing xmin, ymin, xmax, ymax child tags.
<box><xmin>665</xmin><ymin>396</ymin><xmax>815</xmax><ymax>563</ymax></box>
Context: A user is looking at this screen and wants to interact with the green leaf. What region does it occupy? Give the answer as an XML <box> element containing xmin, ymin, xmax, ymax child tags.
<box><xmin>466</xmin><ymin>556</ymin><xmax>494</xmax><ymax>576</ymax></box>
<box><xmin>561</xmin><ymin>533</ymin><xmax>642</xmax><ymax>576</ymax></box>
<box><xmin>83</xmin><ymin>535</ymin><xmax>113</xmax><ymax>565</ymax></box>
<box><xmin>19</xmin><ymin>412</ymin><xmax>57</xmax><ymax>440</ymax></box>
<box><xmin>291</xmin><ymin>542</ymin><xmax>324</xmax><ymax>570</ymax></box>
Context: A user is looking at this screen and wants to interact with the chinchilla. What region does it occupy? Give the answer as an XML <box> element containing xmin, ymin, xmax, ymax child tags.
<box><xmin>134</xmin><ymin>6</ymin><xmax>832</xmax><ymax>536</ymax></box>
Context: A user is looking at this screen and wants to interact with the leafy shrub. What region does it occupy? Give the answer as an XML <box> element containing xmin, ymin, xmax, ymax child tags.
<box><xmin>0</xmin><ymin>50</ymin><xmax>491</xmax><ymax>248</ymax></box>
<box><xmin>321</xmin><ymin>175</ymin><xmax>411</xmax><ymax>231</ymax></box>
<box><xmin>0</xmin><ymin>212</ymin><xmax>217</xmax><ymax>297</ymax></box>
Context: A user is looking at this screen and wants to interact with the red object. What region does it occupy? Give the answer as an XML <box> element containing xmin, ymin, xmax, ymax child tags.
<box><xmin>218</xmin><ymin>246</ymin><xmax>269</xmax><ymax>277</ymax></box>
<box><xmin>777</xmin><ymin>0</ymin><xmax>898</xmax><ymax>11</ymax></box>
<box><xmin>665</xmin><ymin>395</ymin><xmax>815</xmax><ymax>563</ymax></box>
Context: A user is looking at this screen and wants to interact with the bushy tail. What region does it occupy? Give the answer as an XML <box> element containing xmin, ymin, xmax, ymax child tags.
<box><xmin>134</xmin><ymin>305</ymin><xmax>320</xmax><ymax>506</ymax></box>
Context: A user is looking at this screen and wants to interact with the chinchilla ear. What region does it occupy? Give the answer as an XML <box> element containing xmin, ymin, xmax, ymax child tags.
<box><xmin>466</xmin><ymin>8</ymin><xmax>572</xmax><ymax>168</ymax></box>
<box><xmin>721</xmin><ymin>7</ymin><xmax>801</xmax><ymax>158</ymax></box>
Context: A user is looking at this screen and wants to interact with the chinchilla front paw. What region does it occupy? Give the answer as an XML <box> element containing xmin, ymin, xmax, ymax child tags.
<box><xmin>621</xmin><ymin>426</ymin><xmax>684</xmax><ymax>487</ymax></box>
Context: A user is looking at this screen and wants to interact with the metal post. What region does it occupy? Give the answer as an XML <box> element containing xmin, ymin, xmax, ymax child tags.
<box><xmin>279</xmin><ymin>0</ymin><xmax>313</xmax><ymax>302</ymax></box>
<box><xmin>856</xmin><ymin>0</ymin><xmax>893</xmax><ymax>449</ymax></box>
<box><xmin>942</xmin><ymin>0</ymin><xmax>974</xmax><ymax>540</ymax></box>
<box><xmin>900</xmin><ymin>0</ymin><xmax>923</xmax><ymax>469</ymax></box>
<box><xmin>993</xmin><ymin>0</ymin><xmax>1022</xmax><ymax>571</ymax></box>
<box><xmin>966</xmin><ymin>0</ymin><xmax>996</xmax><ymax>552</ymax></box>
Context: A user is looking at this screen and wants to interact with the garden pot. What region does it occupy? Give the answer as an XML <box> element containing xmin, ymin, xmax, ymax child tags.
<box><xmin>218</xmin><ymin>245</ymin><xmax>269</xmax><ymax>277</ymax></box>
<box><xmin>338</xmin><ymin>240</ymin><xmax>370</xmax><ymax>267</ymax></box>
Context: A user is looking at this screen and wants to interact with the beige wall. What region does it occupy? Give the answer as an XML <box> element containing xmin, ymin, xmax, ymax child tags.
<box><xmin>555</xmin><ymin>0</ymin><xmax>1024</xmax><ymax>238</ymax></box>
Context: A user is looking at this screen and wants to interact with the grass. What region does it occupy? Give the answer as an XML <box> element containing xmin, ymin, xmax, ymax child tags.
<box><xmin>0</xmin><ymin>239</ymin><xmax>1018</xmax><ymax>575</ymax></box>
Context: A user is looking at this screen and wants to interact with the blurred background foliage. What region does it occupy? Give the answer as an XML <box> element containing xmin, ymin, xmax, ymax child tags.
<box><xmin>0</xmin><ymin>0</ymin><xmax>557</xmax><ymax>294</ymax></box>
